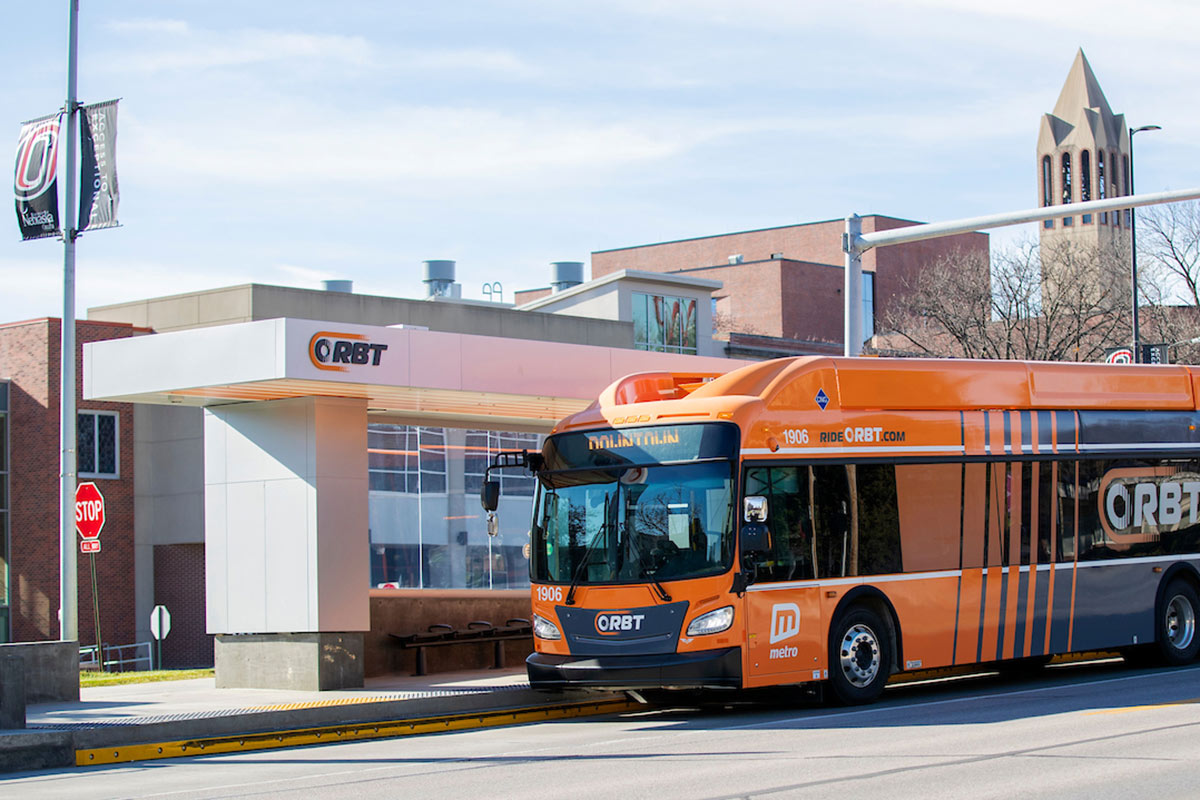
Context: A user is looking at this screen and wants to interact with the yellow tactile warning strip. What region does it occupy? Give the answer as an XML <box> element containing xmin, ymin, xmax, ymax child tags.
<box><xmin>75</xmin><ymin>698</ymin><xmax>639</xmax><ymax>766</ymax></box>
<box><xmin>244</xmin><ymin>695</ymin><xmax>410</xmax><ymax>712</ymax></box>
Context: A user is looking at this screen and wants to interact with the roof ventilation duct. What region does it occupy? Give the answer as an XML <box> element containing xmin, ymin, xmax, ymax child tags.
<box><xmin>423</xmin><ymin>260</ymin><xmax>460</xmax><ymax>298</ymax></box>
<box><xmin>321</xmin><ymin>279</ymin><xmax>353</xmax><ymax>293</ymax></box>
<box><xmin>549</xmin><ymin>261</ymin><xmax>584</xmax><ymax>293</ymax></box>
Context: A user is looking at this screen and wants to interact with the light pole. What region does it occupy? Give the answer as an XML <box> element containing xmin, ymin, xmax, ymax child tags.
<box><xmin>1129</xmin><ymin>124</ymin><xmax>1161</xmax><ymax>363</ymax></box>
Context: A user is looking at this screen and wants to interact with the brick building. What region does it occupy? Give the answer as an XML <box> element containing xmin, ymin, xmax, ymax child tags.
<box><xmin>583</xmin><ymin>215</ymin><xmax>989</xmax><ymax>358</ymax></box>
<box><xmin>0</xmin><ymin>318</ymin><xmax>140</xmax><ymax>650</ymax></box>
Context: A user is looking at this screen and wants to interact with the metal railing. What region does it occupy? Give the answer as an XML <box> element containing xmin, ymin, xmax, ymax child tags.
<box><xmin>79</xmin><ymin>641</ymin><xmax>153</xmax><ymax>671</ymax></box>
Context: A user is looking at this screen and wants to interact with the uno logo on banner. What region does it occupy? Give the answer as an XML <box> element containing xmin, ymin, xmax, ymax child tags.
<box><xmin>594</xmin><ymin>610</ymin><xmax>645</xmax><ymax>636</ymax></box>
<box><xmin>1099</xmin><ymin>466</ymin><xmax>1200</xmax><ymax>549</ymax></box>
<box><xmin>309</xmin><ymin>331</ymin><xmax>388</xmax><ymax>372</ymax></box>
<box><xmin>14</xmin><ymin>118</ymin><xmax>60</xmax><ymax>201</ymax></box>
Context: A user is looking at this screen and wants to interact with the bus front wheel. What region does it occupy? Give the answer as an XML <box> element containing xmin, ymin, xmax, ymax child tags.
<box><xmin>828</xmin><ymin>606</ymin><xmax>891</xmax><ymax>705</ymax></box>
<box><xmin>1158</xmin><ymin>580</ymin><xmax>1200</xmax><ymax>666</ymax></box>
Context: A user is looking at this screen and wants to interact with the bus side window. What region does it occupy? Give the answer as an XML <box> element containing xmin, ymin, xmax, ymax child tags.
<box><xmin>743</xmin><ymin>466</ymin><xmax>814</xmax><ymax>581</ymax></box>
<box><xmin>1057</xmin><ymin>461</ymin><xmax>1077</xmax><ymax>562</ymax></box>
<box><xmin>852</xmin><ymin>464</ymin><xmax>902</xmax><ymax>576</ymax></box>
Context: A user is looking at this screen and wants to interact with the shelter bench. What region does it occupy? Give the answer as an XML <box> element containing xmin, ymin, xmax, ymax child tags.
<box><xmin>390</xmin><ymin>619</ymin><xmax>533</xmax><ymax>676</ymax></box>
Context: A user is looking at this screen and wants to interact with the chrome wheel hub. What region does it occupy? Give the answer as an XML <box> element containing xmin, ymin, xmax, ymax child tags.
<box><xmin>839</xmin><ymin>623</ymin><xmax>881</xmax><ymax>687</ymax></box>
<box><xmin>1166</xmin><ymin>594</ymin><xmax>1196</xmax><ymax>652</ymax></box>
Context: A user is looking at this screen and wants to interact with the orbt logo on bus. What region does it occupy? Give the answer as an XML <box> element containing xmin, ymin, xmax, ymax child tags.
<box><xmin>768</xmin><ymin>603</ymin><xmax>801</xmax><ymax>659</ymax></box>
<box><xmin>594</xmin><ymin>610</ymin><xmax>646</xmax><ymax>636</ymax></box>
<box><xmin>1100</xmin><ymin>466</ymin><xmax>1200</xmax><ymax>548</ymax></box>
<box><xmin>308</xmin><ymin>331</ymin><xmax>388</xmax><ymax>372</ymax></box>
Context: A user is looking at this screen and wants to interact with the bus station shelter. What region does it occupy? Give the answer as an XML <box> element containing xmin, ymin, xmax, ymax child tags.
<box><xmin>84</xmin><ymin>317</ymin><xmax>743</xmax><ymax>688</ymax></box>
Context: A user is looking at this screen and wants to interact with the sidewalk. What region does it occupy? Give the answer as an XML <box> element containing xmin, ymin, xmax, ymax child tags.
<box><xmin>0</xmin><ymin>668</ymin><xmax>628</xmax><ymax>773</ymax></box>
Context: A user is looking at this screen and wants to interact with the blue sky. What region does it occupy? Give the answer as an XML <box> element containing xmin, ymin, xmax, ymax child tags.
<box><xmin>4</xmin><ymin>1</ymin><xmax>1200</xmax><ymax>322</ymax></box>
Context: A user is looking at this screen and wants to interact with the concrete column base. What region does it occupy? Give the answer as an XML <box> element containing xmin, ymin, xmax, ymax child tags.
<box><xmin>214</xmin><ymin>633</ymin><xmax>364</xmax><ymax>691</ymax></box>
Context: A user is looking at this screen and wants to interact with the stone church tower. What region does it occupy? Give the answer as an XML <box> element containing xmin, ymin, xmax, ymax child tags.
<box><xmin>1037</xmin><ymin>50</ymin><xmax>1131</xmax><ymax>251</ymax></box>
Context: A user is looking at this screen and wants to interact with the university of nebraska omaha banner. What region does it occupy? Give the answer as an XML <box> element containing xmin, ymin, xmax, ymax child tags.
<box><xmin>13</xmin><ymin>113</ymin><xmax>62</xmax><ymax>240</ymax></box>
<box><xmin>79</xmin><ymin>99</ymin><xmax>119</xmax><ymax>231</ymax></box>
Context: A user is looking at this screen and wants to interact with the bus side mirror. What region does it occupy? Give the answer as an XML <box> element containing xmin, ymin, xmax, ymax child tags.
<box><xmin>481</xmin><ymin>480</ymin><xmax>500</xmax><ymax>512</ymax></box>
<box><xmin>740</xmin><ymin>522</ymin><xmax>771</xmax><ymax>556</ymax></box>
<box><xmin>744</xmin><ymin>495</ymin><xmax>768</xmax><ymax>523</ymax></box>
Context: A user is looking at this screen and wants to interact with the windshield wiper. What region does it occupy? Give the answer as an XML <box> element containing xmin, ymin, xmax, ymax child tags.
<box><xmin>564</xmin><ymin>491</ymin><xmax>617</xmax><ymax>606</ymax></box>
<box><xmin>622</xmin><ymin>532</ymin><xmax>672</xmax><ymax>602</ymax></box>
<box><xmin>564</xmin><ymin>526</ymin><xmax>606</xmax><ymax>606</ymax></box>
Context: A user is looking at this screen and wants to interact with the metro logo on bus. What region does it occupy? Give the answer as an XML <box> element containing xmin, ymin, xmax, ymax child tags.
<box><xmin>308</xmin><ymin>331</ymin><xmax>388</xmax><ymax>372</ymax></box>
<box><xmin>594</xmin><ymin>610</ymin><xmax>645</xmax><ymax>636</ymax></box>
<box><xmin>1099</xmin><ymin>466</ymin><xmax>1200</xmax><ymax>548</ymax></box>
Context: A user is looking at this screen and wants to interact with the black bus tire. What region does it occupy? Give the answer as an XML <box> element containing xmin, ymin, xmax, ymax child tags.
<box><xmin>1158</xmin><ymin>580</ymin><xmax>1200</xmax><ymax>666</ymax></box>
<box><xmin>828</xmin><ymin>606</ymin><xmax>891</xmax><ymax>705</ymax></box>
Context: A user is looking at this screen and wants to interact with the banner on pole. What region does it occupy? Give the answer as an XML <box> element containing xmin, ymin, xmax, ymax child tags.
<box><xmin>79</xmin><ymin>99</ymin><xmax>119</xmax><ymax>232</ymax></box>
<box><xmin>13</xmin><ymin>112</ymin><xmax>62</xmax><ymax>240</ymax></box>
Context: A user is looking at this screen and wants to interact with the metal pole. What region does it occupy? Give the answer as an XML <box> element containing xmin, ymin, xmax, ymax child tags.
<box><xmin>1130</xmin><ymin>141</ymin><xmax>1139</xmax><ymax>363</ymax></box>
<box><xmin>843</xmin><ymin>215</ymin><xmax>863</xmax><ymax>357</ymax></box>
<box><xmin>59</xmin><ymin>0</ymin><xmax>80</xmax><ymax>643</ymax></box>
<box><xmin>1128</xmin><ymin>125</ymin><xmax>1160</xmax><ymax>363</ymax></box>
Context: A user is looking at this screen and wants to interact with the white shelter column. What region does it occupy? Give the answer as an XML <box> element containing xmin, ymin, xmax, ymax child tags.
<box><xmin>204</xmin><ymin>395</ymin><xmax>369</xmax><ymax>689</ymax></box>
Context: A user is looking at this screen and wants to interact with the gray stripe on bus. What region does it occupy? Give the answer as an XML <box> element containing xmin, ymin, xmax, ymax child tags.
<box><xmin>1049</xmin><ymin>568</ymin><xmax>1073</xmax><ymax>653</ymax></box>
<box><xmin>1029</xmin><ymin>565</ymin><xmax>1051</xmax><ymax>657</ymax></box>
<box><xmin>1012</xmin><ymin>569</ymin><xmax>1028</xmax><ymax>658</ymax></box>
<box><xmin>995</xmin><ymin>569</ymin><xmax>1009</xmax><ymax>660</ymax></box>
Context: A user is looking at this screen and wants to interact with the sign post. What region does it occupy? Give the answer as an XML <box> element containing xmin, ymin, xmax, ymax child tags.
<box><xmin>75</xmin><ymin>481</ymin><xmax>105</xmax><ymax>668</ymax></box>
<box><xmin>149</xmin><ymin>605</ymin><xmax>171</xmax><ymax>670</ymax></box>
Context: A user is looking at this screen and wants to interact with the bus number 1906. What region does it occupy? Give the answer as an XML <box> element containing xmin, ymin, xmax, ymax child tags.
<box><xmin>782</xmin><ymin>428</ymin><xmax>810</xmax><ymax>445</ymax></box>
<box><xmin>536</xmin><ymin>586</ymin><xmax>564</xmax><ymax>603</ymax></box>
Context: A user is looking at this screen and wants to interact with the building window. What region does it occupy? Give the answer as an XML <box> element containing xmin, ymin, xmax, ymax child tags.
<box><xmin>463</xmin><ymin>430</ymin><xmax>540</xmax><ymax>497</ymax></box>
<box><xmin>1060</xmin><ymin>152</ymin><xmax>1073</xmax><ymax>226</ymax></box>
<box><xmin>0</xmin><ymin>381</ymin><xmax>8</xmax><ymax>642</ymax></box>
<box><xmin>633</xmin><ymin>292</ymin><xmax>697</xmax><ymax>354</ymax></box>
<box><xmin>1098</xmin><ymin>150</ymin><xmax>1107</xmax><ymax>223</ymax></box>
<box><xmin>1041</xmin><ymin>156</ymin><xmax>1053</xmax><ymax>207</ymax></box>
<box><xmin>367</xmin><ymin>425</ymin><xmax>447</xmax><ymax>493</ymax></box>
<box><xmin>862</xmin><ymin>272</ymin><xmax>875</xmax><ymax>342</ymax></box>
<box><xmin>1112</xmin><ymin>150</ymin><xmax>1121</xmax><ymax>225</ymax></box>
<box><xmin>78</xmin><ymin>411</ymin><xmax>118</xmax><ymax>478</ymax></box>
<box><xmin>1080</xmin><ymin>150</ymin><xmax>1092</xmax><ymax>224</ymax></box>
<box><xmin>1041</xmin><ymin>155</ymin><xmax>1054</xmax><ymax>228</ymax></box>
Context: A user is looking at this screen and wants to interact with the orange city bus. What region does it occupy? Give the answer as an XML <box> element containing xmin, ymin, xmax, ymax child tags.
<box><xmin>480</xmin><ymin>356</ymin><xmax>1200</xmax><ymax>704</ymax></box>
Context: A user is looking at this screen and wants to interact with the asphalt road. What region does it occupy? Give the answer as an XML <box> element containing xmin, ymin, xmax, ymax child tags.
<box><xmin>8</xmin><ymin>659</ymin><xmax>1200</xmax><ymax>800</ymax></box>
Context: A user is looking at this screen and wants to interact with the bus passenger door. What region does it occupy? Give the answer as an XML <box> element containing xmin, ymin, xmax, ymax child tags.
<box><xmin>741</xmin><ymin>463</ymin><xmax>829</xmax><ymax>686</ymax></box>
<box><xmin>744</xmin><ymin>586</ymin><xmax>825</xmax><ymax>686</ymax></box>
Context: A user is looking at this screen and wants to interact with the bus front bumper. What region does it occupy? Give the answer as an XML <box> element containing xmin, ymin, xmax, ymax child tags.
<box><xmin>526</xmin><ymin>647</ymin><xmax>742</xmax><ymax>691</ymax></box>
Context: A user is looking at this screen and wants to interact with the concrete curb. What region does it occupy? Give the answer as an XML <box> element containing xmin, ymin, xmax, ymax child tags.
<box><xmin>1</xmin><ymin>687</ymin><xmax>627</xmax><ymax>773</ymax></box>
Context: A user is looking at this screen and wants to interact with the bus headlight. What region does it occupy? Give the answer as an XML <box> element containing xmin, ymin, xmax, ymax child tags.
<box><xmin>533</xmin><ymin>614</ymin><xmax>562</xmax><ymax>640</ymax></box>
<box><xmin>686</xmin><ymin>606</ymin><xmax>734</xmax><ymax>637</ymax></box>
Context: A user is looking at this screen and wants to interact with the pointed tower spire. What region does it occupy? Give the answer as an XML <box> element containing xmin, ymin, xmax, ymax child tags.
<box><xmin>1052</xmin><ymin>49</ymin><xmax>1114</xmax><ymax>120</ymax></box>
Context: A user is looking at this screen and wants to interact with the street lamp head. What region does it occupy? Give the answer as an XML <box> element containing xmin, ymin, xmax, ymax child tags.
<box><xmin>1131</xmin><ymin>124</ymin><xmax>1162</xmax><ymax>135</ymax></box>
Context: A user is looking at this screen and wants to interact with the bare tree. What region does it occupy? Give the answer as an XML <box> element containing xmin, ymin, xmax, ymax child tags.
<box><xmin>1140</xmin><ymin>201</ymin><xmax>1200</xmax><ymax>308</ymax></box>
<box><xmin>1138</xmin><ymin>201</ymin><xmax>1200</xmax><ymax>363</ymax></box>
<box><xmin>876</xmin><ymin>239</ymin><xmax>1131</xmax><ymax>361</ymax></box>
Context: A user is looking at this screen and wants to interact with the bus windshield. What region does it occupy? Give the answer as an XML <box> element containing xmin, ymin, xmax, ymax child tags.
<box><xmin>531</xmin><ymin>424</ymin><xmax>738</xmax><ymax>585</ymax></box>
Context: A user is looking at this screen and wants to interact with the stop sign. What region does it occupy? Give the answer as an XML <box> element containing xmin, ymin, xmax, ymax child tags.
<box><xmin>75</xmin><ymin>481</ymin><xmax>106</xmax><ymax>540</ymax></box>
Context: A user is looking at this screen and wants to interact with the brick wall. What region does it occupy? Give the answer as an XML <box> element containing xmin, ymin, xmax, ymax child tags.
<box><xmin>153</xmin><ymin>543</ymin><xmax>213</xmax><ymax>668</ymax></box>
<box><xmin>590</xmin><ymin>216</ymin><xmax>990</xmax><ymax>349</ymax></box>
<box><xmin>0</xmin><ymin>319</ymin><xmax>142</xmax><ymax>648</ymax></box>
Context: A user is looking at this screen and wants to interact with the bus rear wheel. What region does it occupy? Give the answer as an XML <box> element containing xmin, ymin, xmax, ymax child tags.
<box><xmin>829</xmin><ymin>606</ymin><xmax>891</xmax><ymax>705</ymax></box>
<box><xmin>1158</xmin><ymin>580</ymin><xmax>1200</xmax><ymax>666</ymax></box>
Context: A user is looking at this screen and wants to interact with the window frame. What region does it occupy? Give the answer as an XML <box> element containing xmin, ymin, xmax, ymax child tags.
<box><xmin>78</xmin><ymin>409</ymin><xmax>120</xmax><ymax>480</ymax></box>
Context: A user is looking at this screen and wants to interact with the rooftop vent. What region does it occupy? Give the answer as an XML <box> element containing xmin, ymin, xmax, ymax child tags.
<box><xmin>549</xmin><ymin>261</ymin><xmax>585</xmax><ymax>293</ymax></box>
<box><xmin>423</xmin><ymin>260</ymin><xmax>460</xmax><ymax>298</ymax></box>
<box><xmin>321</xmin><ymin>279</ymin><xmax>353</xmax><ymax>293</ymax></box>
<box><xmin>728</xmin><ymin>254</ymin><xmax>744</xmax><ymax>265</ymax></box>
